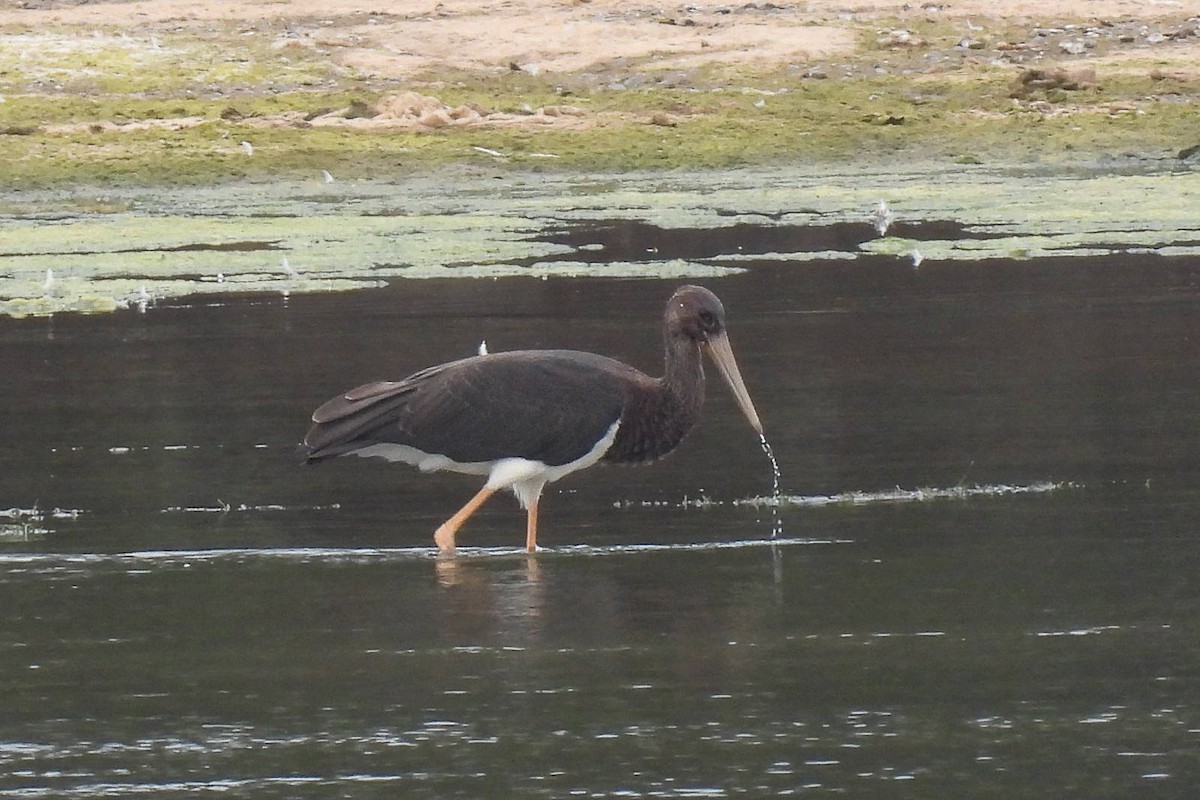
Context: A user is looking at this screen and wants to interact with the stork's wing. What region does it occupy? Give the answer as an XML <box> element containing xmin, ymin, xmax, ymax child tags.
<box><xmin>301</xmin><ymin>350</ymin><xmax>647</xmax><ymax>466</ymax></box>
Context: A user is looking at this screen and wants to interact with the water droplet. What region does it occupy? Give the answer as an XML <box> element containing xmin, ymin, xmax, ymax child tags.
<box><xmin>758</xmin><ymin>433</ymin><xmax>782</xmax><ymax>538</ymax></box>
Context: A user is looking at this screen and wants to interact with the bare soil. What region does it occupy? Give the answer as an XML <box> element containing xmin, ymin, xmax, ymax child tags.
<box><xmin>4</xmin><ymin>0</ymin><xmax>1195</xmax><ymax>85</ymax></box>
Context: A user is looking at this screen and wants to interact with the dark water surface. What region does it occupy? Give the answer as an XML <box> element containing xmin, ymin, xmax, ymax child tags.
<box><xmin>4</xmin><ymin>235</ymin><xmax>1200</xmax><ymax>797</ymax></box>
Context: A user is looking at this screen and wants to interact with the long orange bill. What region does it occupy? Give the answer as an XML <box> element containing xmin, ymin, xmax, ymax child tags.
<box><xmin>705</xmin><ymin>331</ymin><xmax>763</xmax><ymax>434</ymax></box>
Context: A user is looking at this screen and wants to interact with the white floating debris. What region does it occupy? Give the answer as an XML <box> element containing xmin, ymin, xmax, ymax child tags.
<box><xmin>162</xmin><ymin>502</ymin><xmax>342</xmax><ymax>514</ymax></box>
<box><xmin>321</xmin><ymin>169</ymin><xmax>335</xmax><ymax>183</ymax></box>
<box><xmin>108</xmin><ymin>446</ymin><xmax>131</xmax><ymax>454</ymax></box>
<box><xmin>1034</xmin><ymin>624</ymin><xmax>1121</xmax><ymax>637</ymax></box>
<box><xmin>478</xmin><ymin>340</ymin><xmax>489</xmax><ymax>356</ymax></box>
<box><xmin>472</xmin><ymin>146</ymin><xmax>506</xmax><ymax>158</ymax></box>
<box><xmin>735</xmin><ymin>480</ymin><xmax>1077</xmax><ymax>508</ymax></box>
<box><xmin>910</xmin><ymin>249</ymin><xmax>924</xmax><ymax>268</ymax></box>
<box><xmin>1</xmin><ymin>506</ymin><xmax>83</xmax><ymax>521</ymax></box>
<box><xmin>527</xmin><ymin>152</ymin><xmax>561</xmax><ymax>159</ymax></box>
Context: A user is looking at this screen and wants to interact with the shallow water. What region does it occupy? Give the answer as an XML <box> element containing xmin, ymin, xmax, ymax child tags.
<box><xmin>4</xmin><ymin>195</ymin><xmax>1200</xmax><ymax>796</ymax></box>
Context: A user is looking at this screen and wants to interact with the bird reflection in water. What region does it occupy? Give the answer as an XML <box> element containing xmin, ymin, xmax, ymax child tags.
<box><xmin>432</xmin><ymin>556</ymin><xmax>550</xmax><ymax>649</ymax></box>
<box><xmin>434</xmin><ymin>554</ymin><xmax>541</xmax><ymax>589</ymax></box>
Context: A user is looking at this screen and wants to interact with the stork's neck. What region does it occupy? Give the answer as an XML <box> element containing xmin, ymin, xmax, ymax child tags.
<box><xmin>661</xmin><ymin>332</ymin><xmax>705</xmax><ymax>414</ymax></box>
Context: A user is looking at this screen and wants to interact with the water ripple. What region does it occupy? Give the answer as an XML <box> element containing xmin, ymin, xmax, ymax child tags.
<box><xmin>0</xmin><ymin>536</ymin><xmax>845</xmax><ymax>574</ymax></box>
<box><xmin>744</xmin><ymin>480</ymin><xmax>1078</xmax><ymax>508</ymax></box>
<box><xmin>611</xmin><ymin>480</ymin><xmax>1078</xmax><ymax>510</ymax></box>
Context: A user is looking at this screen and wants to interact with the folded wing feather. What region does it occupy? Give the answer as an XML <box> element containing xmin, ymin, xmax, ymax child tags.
<box><xmin>302</xmin><ymin>351</ymin><xmax>644</xmax><ymax>467</ymax></box>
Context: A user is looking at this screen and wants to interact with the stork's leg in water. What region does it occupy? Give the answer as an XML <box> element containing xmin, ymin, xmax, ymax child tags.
<box><xmin>434</xmin><ymin>486</ymin><xmax>496</xmax><ymax>554</ymax></box>
<box><xmin>525</xmin><ymin>496</ymin><xmax>540</xmax><ymax>553</ymax></box>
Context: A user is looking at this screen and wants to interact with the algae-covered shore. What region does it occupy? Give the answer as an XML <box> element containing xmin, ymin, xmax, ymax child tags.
<box><xmin>0</xmin><ymin>0</ymin><xmax>1197</xmax><ymax>317</ymax></box>
<box><xmin>4</xmin><ymin>164</ymin><xmax>1198</xmax><ymax>317</ymax></box>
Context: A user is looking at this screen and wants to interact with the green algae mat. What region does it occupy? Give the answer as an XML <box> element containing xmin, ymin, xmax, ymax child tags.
<box><xmin>2</xmin><ymin>163</ymin><xmax>1197</xmax><ymax>317</ymax></box>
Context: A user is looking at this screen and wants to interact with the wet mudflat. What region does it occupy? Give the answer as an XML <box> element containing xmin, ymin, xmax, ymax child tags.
<box><xmin>4</xmin><ymin>173</ymin><xmax>1200</xmax><ymax>796</ymax></box>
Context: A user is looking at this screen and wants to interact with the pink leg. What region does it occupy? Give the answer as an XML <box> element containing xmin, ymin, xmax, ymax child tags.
<box><xmin>434</xmin><ymin>486</ymin><xmax>496</xmax><ymax>554</ymax></box>
<box><xmin>525</xmin><ymin>495</ymin><xmax>540</xmax><ymax>553</ymax></box>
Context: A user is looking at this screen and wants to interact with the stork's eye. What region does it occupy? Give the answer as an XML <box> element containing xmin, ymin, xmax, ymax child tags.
<box><xmin>698</xmin><ymin>309</ymin><xmax>717</xmax><ymax>329</ymax></box>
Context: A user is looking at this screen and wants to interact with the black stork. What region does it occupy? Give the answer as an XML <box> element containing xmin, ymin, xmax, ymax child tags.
<box><xmin>300</xmin><ymin>285</ymin><xmax>763</xmax><ymax>554</ymax></box>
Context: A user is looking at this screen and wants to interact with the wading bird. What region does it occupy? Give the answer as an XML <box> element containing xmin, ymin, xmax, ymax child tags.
<box><xmin>872</xmin><ymin>199</ymin><xmax>894</xmax><ymax>236</ymax></box>
<box><xmin>300</xmin><ymin>285</ymin><xmax>763</xmax><ymax>554</ymax></box>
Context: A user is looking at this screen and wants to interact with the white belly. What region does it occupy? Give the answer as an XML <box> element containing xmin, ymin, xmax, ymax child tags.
<box><xmin>346</xmin><ymin>420</ymin><xmax>621</xmax><ymax>509</ymax></box>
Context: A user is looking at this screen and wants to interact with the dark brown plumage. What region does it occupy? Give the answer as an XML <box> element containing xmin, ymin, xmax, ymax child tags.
<box><xmin>300</xmin><ymin>285</ymin><xmax>762</xmax><ymax>553</ymax></box>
